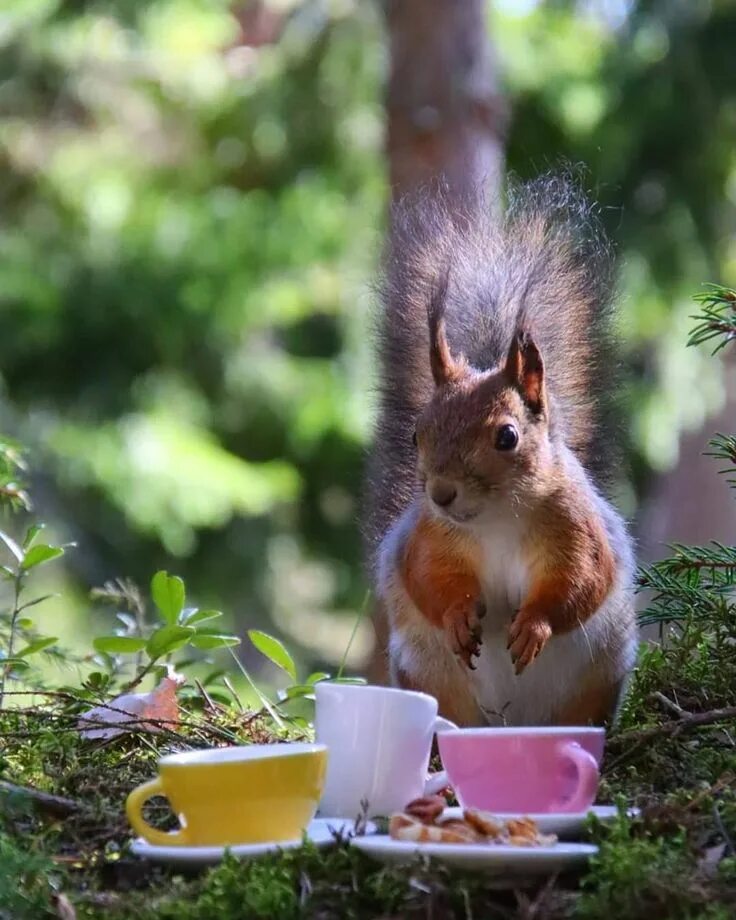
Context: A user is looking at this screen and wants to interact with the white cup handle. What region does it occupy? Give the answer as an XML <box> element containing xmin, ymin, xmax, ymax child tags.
<box><xmin>423</xmin><ymin>716</ymin><xmax>457</xmax><ymax>796</ymax></box>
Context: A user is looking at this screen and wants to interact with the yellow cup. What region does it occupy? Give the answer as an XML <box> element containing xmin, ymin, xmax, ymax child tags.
<box><xmin>125</xmin><ymin>743</ymin><xmax>328</xmax><ymax>847</ymax></box>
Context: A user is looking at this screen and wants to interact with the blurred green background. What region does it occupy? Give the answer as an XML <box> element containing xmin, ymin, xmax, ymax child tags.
<box><xmin>1</xmin><ymin>0</ymin><xmax>735</xmax><ymax>689</ymax></box>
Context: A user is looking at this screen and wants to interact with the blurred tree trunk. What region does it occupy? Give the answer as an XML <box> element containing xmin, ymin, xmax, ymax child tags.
<box><xmin>637</xmin><ymin>370</ymin><xmax>736</xmax><ymax>556</ymax></box>
<box><xmin>367</xmin><ymin>0</ymin><xmax>507</xmax><ymax>682</ymax></box>
<box><xmin>385</xmin><ymin>0</ymin><xmax>507</xmax><ymax>203</ymax></box>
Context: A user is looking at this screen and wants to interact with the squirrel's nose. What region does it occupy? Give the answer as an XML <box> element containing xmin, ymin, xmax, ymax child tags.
<box><xmin>430</xmin><ymin>479</ymin><xmax>457</xmax><ymax>508</ymax></box>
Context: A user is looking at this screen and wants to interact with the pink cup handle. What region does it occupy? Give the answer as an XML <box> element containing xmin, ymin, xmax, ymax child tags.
<box><xmin>424</xmin><ymin>716</ymin><xmax>457</xmax><ymax>796</ymax></box>
<box><xmin>554</xmin><ymin>741</ymin><xmax>600</xmax><ymax>812</ymax></box>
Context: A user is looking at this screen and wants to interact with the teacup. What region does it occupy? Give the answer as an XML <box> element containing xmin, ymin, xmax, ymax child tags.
<box><xmin>437</xmin><ymin>726</ymin><xmax>605</xmax><ymax>814</ymax></box>
<box><xmin>126</xmin><ymin>743</ymin><xmax>327</xmax><ymax>847</ymax></box>
<box><xmin>315</xmin><ymin>683</ymin><xmax>455</xmax><ymax>818</ymax></box>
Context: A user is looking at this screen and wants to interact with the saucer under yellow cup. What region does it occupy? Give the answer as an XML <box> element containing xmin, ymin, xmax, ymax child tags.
<box><xmin>126</xmin><ymin>743</ymin><xmax>328</xmax><ymax>847</ymax></box>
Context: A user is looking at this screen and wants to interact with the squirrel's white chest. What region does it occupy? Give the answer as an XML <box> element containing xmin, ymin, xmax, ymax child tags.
<box><xmin>473</xmin><ymin>516</ymin><xmax>529</xmax><ymax>628</ymax></box>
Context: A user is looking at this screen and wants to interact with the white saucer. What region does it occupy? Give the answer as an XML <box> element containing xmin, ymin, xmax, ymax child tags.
<box><xmin>351</xmin><ymin>836</ymin><xmax>597</xmax><ymax>875</ymax></box>
<box><xmin>441</xmin><ymin>804</ymin><xmax>634</xmax><ymax>839</ymax></box>
<box><xmin>129</xmin><ymin>817</ymin><xmax>369</xmax><ymax>866</ymax></box>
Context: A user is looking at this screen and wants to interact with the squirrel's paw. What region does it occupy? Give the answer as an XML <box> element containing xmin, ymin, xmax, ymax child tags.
<box><xmin>443</xmin><ymin>599</ymin><xmax>485</xmax><ymax>670</ymax></box>
<box><xmin>507</xmin><ymin>613</ymin><xmax>552</xmax><ymax>675</ymax></box>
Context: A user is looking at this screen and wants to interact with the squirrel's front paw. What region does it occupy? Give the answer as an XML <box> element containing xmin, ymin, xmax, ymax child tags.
<box><xmin>507</xmin><ymin>612</ymin><xmax>552</xmax><ymax>675</ymax></box>
<box><xmin>443</xmin><ymin>599</ymin><xmax>485</xmax><ymax>670</ymax></box>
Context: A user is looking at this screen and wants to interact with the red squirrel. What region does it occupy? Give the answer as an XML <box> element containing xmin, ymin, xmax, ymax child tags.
<box><xmin>365</xmin><ymin>174</ymin><xmax>638</xmax><ymax>727</ymax></box>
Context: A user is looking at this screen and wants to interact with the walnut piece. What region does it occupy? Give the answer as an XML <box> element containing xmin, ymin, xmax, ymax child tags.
<box><xmin>463</xmin><ymin>808</ymin><xmax>504</xmax><ymax>839</ymax></box>
<box><xmin>404</xmin><ymin>795</ymin><xmax>446</xmax><ymax>824</ymax></box>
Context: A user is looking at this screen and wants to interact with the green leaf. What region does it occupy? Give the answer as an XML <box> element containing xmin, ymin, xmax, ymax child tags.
<box><xmin>151</xmin><ymin>571</ymin><xmax>185</xmax><ymax>624</ymax></box>
<box><xmin>306</xmin><ymin>671</ymin><xmax>330</xmax><ymax>685</ymax></box>
<box><xmin>183</xmin><ymin>608</ymin><xmax>222</xmax><ymax>626</ymax></box>
<box><xmin>278</xmin><ymin>684</ymin><xmax>314</xmax><ymax>702</ymax></box>
<box><xmin>17</xmin><ymin>594</ymin><xmax>57</xmax><ymax>613</ymax></box>
<box><xmin>146</xmin><ymin>625</ymin><xmax>194</xmax><ymax>660</ymax></box>
<box><xmin>21</xmin><ymin>544</ymin><xmax>64</xmax><ymax>570</ymax></box>
<box><xmin>17</xmin><ymin>637</ymin><xmax>59</xmax><ymax>657</ymax></box>
<box><xmin>190</xmin><ymin>631</ymin><xmax>240</xmax><ymax>650</ymax></box>
<box><xmin>22</xmin><ymin>524</ymin><xmax>44</xmax><ymax>549</ymax></box>
<box><xmin>93</xmin><ymin>636</ymin><xmax>147</xmax><ymax>654</ymax></box>
<box><xmin>247</xmin><ymin>630</ymin><xmax>297</xmax><ymax>680</ymax></box>
<box><xmin>3</xmin><ymin>659</ymin><xmax>30</xmax><ymax>672</ymax></box>
<box><xmin>17</xmin><ymin>618</ymin><xmax>33</xmax><ymax>629</ymax></box>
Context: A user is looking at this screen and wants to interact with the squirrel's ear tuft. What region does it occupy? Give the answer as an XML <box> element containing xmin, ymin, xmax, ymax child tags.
<box><xmin>504</xmin><ymin>330</ymin><xmax>545</xmax><ymax>414</ymax></box>
<box><xmin>427</xmin><ymin>267</ymin><xmax>464</xmax><ymax>387</ymax></box>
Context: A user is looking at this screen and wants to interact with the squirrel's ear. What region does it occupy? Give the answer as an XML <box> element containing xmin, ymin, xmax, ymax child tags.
<box><xmin>427</xmin><ymin>267</ymin><xmax>464</xmax><ymax>387</ymax></box>
<box><xmin>504</xmin><ymin>330</ymin><xmax>545</xmax><ymax>414</ymax></box>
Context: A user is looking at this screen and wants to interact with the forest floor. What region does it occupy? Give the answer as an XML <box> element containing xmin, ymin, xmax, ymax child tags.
<box><xmin>1</xmin><ymin>612</ymin><xmax>736</xmax><ymax>920</ymax></box>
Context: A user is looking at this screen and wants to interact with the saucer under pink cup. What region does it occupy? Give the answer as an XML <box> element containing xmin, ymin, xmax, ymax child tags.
<box><xmin>436</xmin><ymin>727</ymin><xmax>605</xmax><ymax>814</ymax></box>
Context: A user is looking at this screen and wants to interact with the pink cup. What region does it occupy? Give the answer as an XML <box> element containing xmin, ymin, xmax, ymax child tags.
<box><xmin>437</xmin><ymin>727</ymin><xmax>605</xmax><ymax>814</ymax></box>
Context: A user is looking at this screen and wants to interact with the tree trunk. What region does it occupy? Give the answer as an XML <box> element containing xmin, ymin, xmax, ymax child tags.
<box><xmin>367</xmin><ymin>0</ymin><xmax>507</xmax><ymax>682</ymax></box>
<box><xmin>385</xmin><ymin>0</ymin><xmax>507</xmax><ymax>204</ymax></box>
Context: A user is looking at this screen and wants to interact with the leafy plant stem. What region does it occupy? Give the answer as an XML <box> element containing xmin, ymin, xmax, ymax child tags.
<box><xmin>227</xmin><ymin>647</ymin><xmax>285</xmax><ymax>730</ymax></box>
<box><xmin>337</xmin><ymin>589</ymin><xmax>371</xmax><ymax>681</ymax></box>
<box><xmin>119</xmin><ymin>657</ymin><xmax>157</xmax><ymax>695</ymax></box>
<box><xmin>0</xmin><ymin>569</ymin><xmax>24</xmax><ymax>708</ymax></box>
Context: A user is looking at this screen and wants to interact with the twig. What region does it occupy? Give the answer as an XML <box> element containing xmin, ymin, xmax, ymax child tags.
<box><xmin>650</xmin><ymin>691</ymin><xmax>690</xmax><ymax>719</ymax></box>
<box><xmin>607</xmin><ymin>705</ymin><xmax>736</xmax><ymax>772</ymax></box>
<box><xmin>0</xmin><ymin>780</ymin><xmax>83</xmax><ymax>818</ymax></box>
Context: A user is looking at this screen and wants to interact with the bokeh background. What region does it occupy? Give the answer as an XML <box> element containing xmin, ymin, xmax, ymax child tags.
<box><xmin>1</xmin><ymin>0</ymin><xmax>735</xmax><ymax>689</ymax></box>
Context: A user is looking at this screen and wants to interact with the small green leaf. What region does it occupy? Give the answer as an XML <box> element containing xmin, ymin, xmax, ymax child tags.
<box><xmin>278</xmin><ymin>684</ymin><xmax>314</xmax><ymax>702</ymax></box>
<box><xmin>151</xmin><ymin>571</ymin><xmax>185</xmax><ymax>624</ymax></box>
<box><xmin>93</xmin><ymin>636</ymin><xmax>147</xmax><ymax>654</ymax></box>
<box><xmin>306</xmin><ymin>671</ymin><xmax>330</xmax><ymax>685</ymax></box>
<box><xmin>17</xmin><ymin>618</ymin><xmax>33</xmax><ymax>629</ymax></box>
<box><xmin>21</xmin><ymin>544</ymin><xmax>64</xmax><ymax>571</ymax></box>
<box><xmin>190</xmin><ymin>631</ymin><xmax>240</xmax><ymax>650</ymax></box>
<box><xmin>202</xmin><ymin>668</ymin><xmax>227</xmax><ymax>685</ymax></box>
<box><xmin>146</xmin><ymin>625</ymin><xmax>194</xmax><ymax>660</ymax></box>
<box><xmin>22</xmin><ymin>524</ymin><xmax>44</xmax><ymax>549</ymax></box>
<box><xmin>247</xmin><ymin>630</ymin><xmax>297</xmax><ymax>680</ymax></box>
<box><xmin>184</xmin><ymin>608</ymin><xmax>222</xmax><ymax>626</ymax></box>
<box><xmin>17</xmin><ymin>637</ymin><xmax>59</xmax><ymax>657</ymax></box>
<box><xmin>17</xmin><ymin>594</ymin><xmax>57</xmax><ymax>613</ymax></box>
<box><xmin>3</xmin><ymin>659</ymin><xmax>30</xmax><ymax>672</ymax></box>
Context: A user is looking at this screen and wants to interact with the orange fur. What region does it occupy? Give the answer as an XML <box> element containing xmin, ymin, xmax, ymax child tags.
<box><xmin>508</xmin><ymin>495</ymin><xmax>617</xmax><ymax>673</ymax></box>
<box><xmin>400</xmin><ymin>513</ymin><xmax>484</xmax><ymax>666</ymax></box>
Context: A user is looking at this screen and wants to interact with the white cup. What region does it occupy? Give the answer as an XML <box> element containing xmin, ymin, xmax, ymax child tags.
<box><xmin>314</xmin><ymin>682</ymin><xmax>456</xmax><ymax>819</ymax></box>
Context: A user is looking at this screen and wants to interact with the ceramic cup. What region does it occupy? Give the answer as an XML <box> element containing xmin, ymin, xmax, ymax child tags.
<box><xmin>437</xmin><ymin>726</ymin><xmax>605</xmax><ymax>814</ymax></box>
<box><xmin>125</xmin><ymin>743</ymin><xmax>327</xmax><ymax>847</ymax></box>
<box><xmin>314</xmin><ymin>683</ymin><xmax>455</xmax><ymax>818</ymax></box>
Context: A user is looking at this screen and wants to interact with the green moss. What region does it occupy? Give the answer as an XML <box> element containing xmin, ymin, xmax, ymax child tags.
<box><xmin>0</xmin><ymin>831</ymin><xmax>60</xmax><ymax>919</ymax></box>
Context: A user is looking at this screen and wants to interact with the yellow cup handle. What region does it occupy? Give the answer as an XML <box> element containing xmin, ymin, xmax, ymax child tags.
<box><xmin>125</xmin><ymin>778</ymin><xmax>187</xmax><ymax>847</ymax></box>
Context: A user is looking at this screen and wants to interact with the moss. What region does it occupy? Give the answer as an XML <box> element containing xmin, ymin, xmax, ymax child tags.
<box><xmin>2</xmin><ymin>601</ymin><xmax>736</xmax><ymax>919</ymax></box>
<box><xmin>0</xmin><ymin>830</ymin><xmax>60</xmax><ymax>919</ymax></box>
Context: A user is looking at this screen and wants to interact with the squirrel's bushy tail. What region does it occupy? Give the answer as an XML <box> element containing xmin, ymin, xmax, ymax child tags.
<box><xmin>363</xmin><ymin>170</ymin><xmax>620</xmax><ymax>562</ymax></box>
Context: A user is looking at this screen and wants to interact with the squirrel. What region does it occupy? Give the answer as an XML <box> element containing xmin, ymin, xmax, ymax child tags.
<box><xmin>364</xmin><ymin>173</ymin><xmax>638</xmax><ymax>727</ymax></box>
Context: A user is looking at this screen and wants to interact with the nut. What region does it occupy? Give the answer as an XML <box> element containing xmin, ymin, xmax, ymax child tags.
<box><xmin>436</xmin><ymin>818</ymin><xmax>481</xmax><ymax>843</ymax></box>
<box><xmin>404</xmin><ymin>795</ymin><xmax>446</xmax><ymax>824</ymax></box>
<box><xmin>463</xmin><ymin>808</ymin><xmax>504</xmax><ymax>839</ymax></box>
<box><xmin>388</xmin><ymin>813</ymin><xmax>418</xmax><ymax>838</ymax></box>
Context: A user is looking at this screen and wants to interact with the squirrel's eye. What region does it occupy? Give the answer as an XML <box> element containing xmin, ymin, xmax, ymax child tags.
<box><xmin>495</xmin><ymin>424</ymin><xmax>519</xmax><ymax>452</ymax></box>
